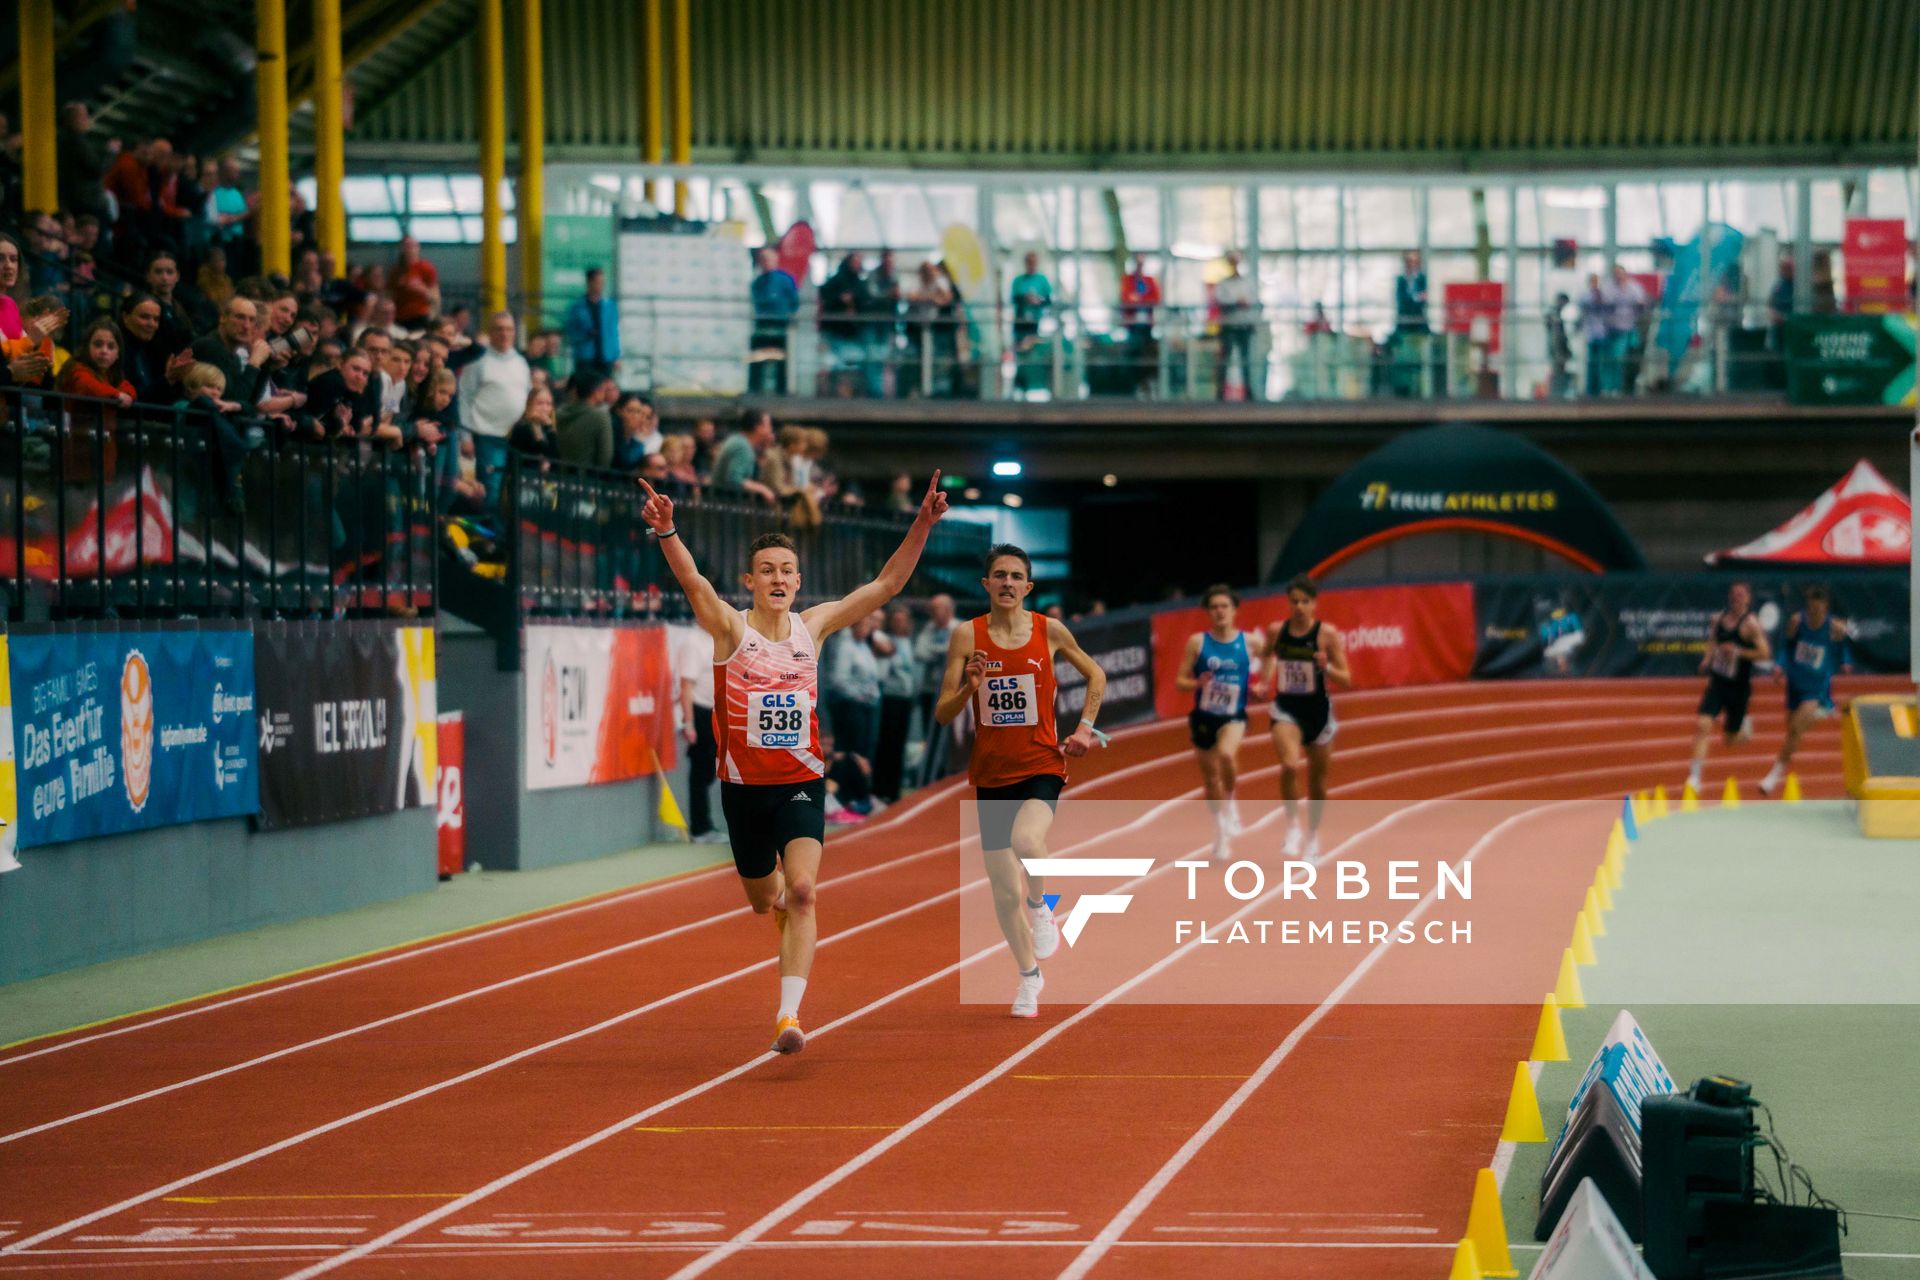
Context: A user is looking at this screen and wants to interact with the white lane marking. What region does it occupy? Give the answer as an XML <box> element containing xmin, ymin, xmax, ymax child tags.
<box><xmin>1053</xmin><ymin>799</ymin><xmax>1596</xmax><ymax>1280</ymax></box>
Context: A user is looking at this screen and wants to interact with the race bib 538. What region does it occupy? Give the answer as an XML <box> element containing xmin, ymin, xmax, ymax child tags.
<box><xmin>980</xmin><ymin>674</ymin><xmax>1039</xmax><ymax>727</ymax></box>
<box><xmin>747</xmin><ymin>689</ymin><xmax>810</xmax><ymax>748</ymax></box>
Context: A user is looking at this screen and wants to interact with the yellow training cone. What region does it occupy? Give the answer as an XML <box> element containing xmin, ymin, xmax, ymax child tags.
<box><xmin>1603</xmin><ymin>842</ymin><xmax>1624</xmax><ymax>893</ymax></box>
<box><xmin>1467</xmin><ymin>1167</ymin><xmax>1520</xmax><ymax>1277</ymax></box>
<box><xmin>1448</xmin><ymin>1236</ymin><xmax>1484</xmax><ymax>1280</ymax></box>
<box><xmin>1783</xmin><ymin>772</ymin><xmax>1803</xmax><ymax>803</ymax></box>
<box><xmin>1721</xmin><ymin>776</ymin><xmax>1740</xmax><ymax>808</ymax></box>
<box><xmin>1531</xmin><ymin>994</ymin><xmax>1569</xmax><ymax>1062</ymax></box>
<box><xmin>1554</xmin><ymin>947</ymin><xmax>1586</xmax><ymax>1008</ymax></box>
<box><xmin>1651</xmin><ymin>785</ymin><xmax>1670</xmax><ymax>818</ymax></box>
<box><xmin>1592</xmin><ymin>867</ymin><xmax>1614</xmax><ymax>913</ymax></box>
<box><xmin>1634</xmin><ymin>789</ymin><xmax>1651</xmax><ymax>823</ymax></box>
<box><xmin>1500</xmin><ymin>1061</ymin><xmax>1546</xmax><ymax>1143</ymax></box>
<box><xmin>1583</xmin><ymin>886</ymin><xmax>1608</xmax><ymax>937</ymax></box>
<box><xmin>1680</xmin><ymin>781</ymin><xmax>1700</xmax><ymax>812</ymax></box>
<box><xmin>1571</xmin><ymin>910</ymin><xmax>1597</xmax><ymax>965</ymax></box>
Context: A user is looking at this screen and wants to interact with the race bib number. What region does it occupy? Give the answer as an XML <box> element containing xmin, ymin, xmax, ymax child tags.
<box><xmin>746</xmin><ymin>689</ymin><xmax>810</xmax><ymax>749</ymax></box>
<box><xmin>1793</xmin><ymin>640</ymin><xmax>1826</xmax><ymax>671</ymax></box>
<box><xmin>1709</xmin><ymin>645</ymin><xmax>1740</xmax><ymax>678</ymax></box>
<box><xmin>1275</xmin><ymin>660</ymin><xmax>1318</xmax><ymax>696</ymax></box>
<box><xmin>1199</xmin><ymin>677</ymin><xmax>1240</xmax><ymax>715</ymax></box>
<box><xmin>980</xmin><ymin>674</ymin><xmax>1039</xmax><ymax>727</ymax></box>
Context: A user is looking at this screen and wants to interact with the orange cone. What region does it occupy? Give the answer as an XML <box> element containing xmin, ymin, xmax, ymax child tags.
<box><xmin>1467</xmin><ymin>1167</ymin><xmax>1519</xmax><ymax>1277</ymax></box>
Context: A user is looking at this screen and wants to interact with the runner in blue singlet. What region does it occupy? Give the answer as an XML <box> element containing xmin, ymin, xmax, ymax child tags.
<box><xmin>1762</xmin><ymin>584</ymin><xmax>1852</xmax><ymax>796</ymax></box>
<box><xmin>1175</xmin><ymin>584</ymin><xmax>1268</xmax><ymax>859</ymax></box>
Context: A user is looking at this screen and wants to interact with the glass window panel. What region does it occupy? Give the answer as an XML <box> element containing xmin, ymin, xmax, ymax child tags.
<box><xmin>1115</xmin><ymin>185</ymin><xmax>1163</xmax><ymax>250</ymax></box>
<box><xmin>1716</xmin><ymin>180</ymin><xmax>1794</xmax><ymax>238</ymax></box>
<box><xmin>1350</xmin><ymin>188</ymin><xmax>1418</xmax><ymax>249</ymax></box>
<box><xmin>1865</xmin><ymin>169</ymin><xmax>1915</xmax><ymax>223</ymax></box>
<box><xmin>1349</xmin><ymin>253</ymin><xmax>1401</xmax><ymax>331</ymax></box>
<box><xmin>348</xmin><ymin>216</ymin><xmax>403</xmax><ymax>242</ymax></box>
<box><xmin>1810</xmin><ymin>180</ymin><xmax>1846</xmax><ymax>243</ymax></box>
<box><xmin>295</xmin><ymin>176</ymin><xmax>317</xmax><ymax>206</ymax></box>
<box><xmin>441</xmin><ymin>174</ymin><xmax>514</xmax><ymax>213</ymax></box>
<box><xmin>864</xmin><ymin>182</ymin><xmax>936</xmax><ymax>247</ymax></box>
<box><xmin>1615</xmin><ymin>183</ymin><xmax>1662</xmax><ymax>248</ymax></box>
<box><xmin>408</xmin><ymin>215</ymin><xmax>464</xmax><ymax>242</ymax></box>
<box><xmin>1427</xmin><ymin>188</ymin><xmax>1478</xmax><ymax>248</ymax></box>
<box><xmin>1292</xmin><ymin>185</ymin><xmax>1339</xmax><ymax>250</ymax></box>
<box><xmin>994</xmin><ymin>187</ymin><xmax>1058</xmax><ymax>249</ymax></box>
<box><xmin>1076</xmin><ymin>255</ymin><xmax>1117</xmax><ymax>327</ymax></box>
<box><xmin>760</xmin><ymin>181</ymin><xmax>799</xmax><ymax>239</ymax></box>
<box><xmin>1538</xmin><ymin>185</ymin><xmax>1607</xmax><ymax>248</ymax></box>
<box><xmin>832</xmin><ymin>185</ymin><xmax>884</xmax><ymax>247</ymax></box>
<box><xmin>1658</xmin><ymin>183</ymin><xmax>1707</xmax><ymax>241</ymax></box>
<box><xmin>337</xmin><ymin>176</ymin><xmax>390</xmax><ymax>214</ymax></box>
<box><xmin>1076</xmin><ymin>189</ymin><xmax>1115</xmax><ymax>252</ymax></box>
<box><xmin>807</xmin><ymin>180</ymin><xmax>848</xmax><ymax>245</ymax></box>
<box><xmin>1483</xmin><ymin>187</ymin><xmax>1511</xmax><ymax>247</ymax></box>
<box><xmin>1257</xmin><ymin>187</ymin><xmax>1293</xmax><ymax>250</ymax></box>
<box><xmin>1171</xmin><ymin>185</ymin><xmax>1242</xmax><ymax>256</ymax></box>
<box><xmin>922</xmin><ymin>184</ymin><xmax>978</xmax><ymax>239</ymax></box>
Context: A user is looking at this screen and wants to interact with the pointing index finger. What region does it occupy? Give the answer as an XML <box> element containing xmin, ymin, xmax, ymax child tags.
<box><xmin>637</xmin><ymin>478</ymin><xmax>661</xmax><ymax>501</ymax></box>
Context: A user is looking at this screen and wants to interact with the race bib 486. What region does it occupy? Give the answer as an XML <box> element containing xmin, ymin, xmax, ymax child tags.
<box><xmin>980</xmin><ymin>674</ymin><xmax>1039</xmax><ymax>727</ymax></box>
<box><xmin>747</xmin><ymin>690</ymin><xmax>810</xmax><ymax>748</ymax></box>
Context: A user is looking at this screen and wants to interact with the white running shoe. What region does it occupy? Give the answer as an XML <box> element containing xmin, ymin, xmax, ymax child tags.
<box><xmin>1011</xmin><ymin>969</ymin><xmax>1044</xmax><ymax>1018</ymax></box>
<box><xmin>1759</xmin><ymin>768</ymin><xmax>1783</xmax><ymax>797</ymax></box>
<box><xmin>1304</xmin><ymin>832</ymin><xmax>1322</xmax><ymax>860</ymax></box>
<box><xmin>1282</xmin><ymin>823</ymin><xmax>1304</xmax><ymax>858</ymax></box>
<box><xmin>1224</xmin><ymin>799</ymin><xmax>1243</xmax><ymax>835</ymax></box>
<box><xmin>1211</xmin><ymin>830</ymin><xmax>1232</xmax><ymax>863</ymax></box>
<box><xmin>1029</xmin><ymin>902</ymin><xmax>1061</xmax><ymax>960</ymax></box>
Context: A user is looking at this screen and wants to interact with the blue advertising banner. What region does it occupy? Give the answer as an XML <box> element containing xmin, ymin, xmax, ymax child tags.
<box><xmin>11</xmin><ymin>629</ymin><xmax>259</xmax><ymax>848</ymax></box>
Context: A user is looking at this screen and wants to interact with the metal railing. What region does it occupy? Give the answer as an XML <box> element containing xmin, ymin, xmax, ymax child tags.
<box><xmin>2</xmin><ymin>390</ymin><xmax>437</xmax><ymax>622</ymax></box>
<box><xmin>498</xmin><ymin>453</ymin><xmax>990</xmax><ymax>623</ymax></box>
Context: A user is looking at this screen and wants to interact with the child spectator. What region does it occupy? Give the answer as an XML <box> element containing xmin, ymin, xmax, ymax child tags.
<box><xmin>54</xmin><ymin>318</ymin><xmax>135</xmax><ymax>483</ymax></box>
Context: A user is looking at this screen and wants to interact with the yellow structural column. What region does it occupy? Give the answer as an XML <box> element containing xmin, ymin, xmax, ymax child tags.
<box><xmin>476</xmin><ymin>0</ymin><xmax>508</xmax><ymax>316</ymax></box>
<box><xmin>642</xmin><ymin>0</ymin><xmax>663</xmax><ymax>207</ymax></box>
<box><xmin>516</xmin><ymin>0</ymin><xmax>545</xmax><ymax>329</ymax></box>
<box><xmin>312</xmin><ymin>0</ymin><xmax>346</xmax><ymax>269</ymax></box>
<box><xmin>18</xmin><ymin>0</ymin><xmax>58</xmax><ymax>215</ymax></box>
<box><xmin>256</xmin><ymin>0</ymin><xmax>292</xmax><ymax>275</ymax></box>
<box><xmin>670</xmin><ymin>0</ymin><xmax>691</xmax><ymax>217</ymax></box>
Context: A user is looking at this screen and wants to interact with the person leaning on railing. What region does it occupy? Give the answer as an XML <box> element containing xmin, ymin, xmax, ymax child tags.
<box><xmin>53</xmin><ymin>317</ymin><xmax>135</xmax><ymax>485</ymax></box>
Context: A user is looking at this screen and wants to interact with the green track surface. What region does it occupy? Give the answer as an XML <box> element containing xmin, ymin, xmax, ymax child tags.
<box><xmin>1501</xmin><ymin>802</ymin><xmax>1920</xmax><ymax>1278</ymax></box>
<box><xmin>0</xmin><ymin>843</ymin><xmax>727</xmax><ymax>1050</ymax></box>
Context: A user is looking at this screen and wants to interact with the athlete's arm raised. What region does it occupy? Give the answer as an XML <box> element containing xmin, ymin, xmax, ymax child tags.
<box><xmin>1049</xmin><ymin>616</ymin><xmax>1106</xmax><ymax>757</ymax></box>
<box><xmin>1318</xmin><ymin>624</ymin><xmax>1354</xmax><ymax>689</ymax></box>
<box><xmin>933</xmin><ymin>623</ymin><xmax>985</xmax><ymax>726</ymax></box>
<box><xmin>1173</xmin><ymin>632</ymin><xmax>1206</xmax><ymax>692</ymax></box>
<box><xmin>639</xmin><ymin>480</ymin><xmax>741</xmax><ymax>649</ymax></box>
<box><xmin>802</xmin><ymin>472</ymin><xmax>949</xmax><ymax>642</ymax></box>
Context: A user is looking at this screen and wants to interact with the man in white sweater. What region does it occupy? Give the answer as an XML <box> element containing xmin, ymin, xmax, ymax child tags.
<box><xmin>456</xmin><ymin>311</ymin><xmax>531</xmax><ymax>507</ymax></box>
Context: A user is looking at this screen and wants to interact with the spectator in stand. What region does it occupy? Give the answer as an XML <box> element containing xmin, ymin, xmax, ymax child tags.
<box><xmin>1393</xmin><ymin>251</ymin><xmax>1429</xmax><ymax>336</ymax></box>
<box><xmin>1009</xmin><ymin>250</ymin><xmax>1052</xmax><ymax>395</ymax></box>
<box><xmin>903</xmin><ymin>259</ymin><xmax>953</xmax><ymax>397</ymax></box>
<box><xmin>456</xmin><ymin>310</ymin><xmax>531</xmax><ymax>500</ymax></box>
<box><xmin>1602</xmin><ymin>263</ymin><xmax>1646</xmax><ymax>395</ymax></box>
<box><xmin>824</xmin><ymin>609</ymin><xmax>885</xmax><ymax>762</ymax></box>
<box><xmin>860</xmin><ymin>249</ymin><xmax>902</xmax><ymax>398</ymax></box>
<box><xmin>145</xmin><ymin>250</ymin><xmax>203</xmax><ymax>349</ymax></box>
<box><xmin>886</xmin><ymin>471</ymin><xmax>916</xmax><ymax>514</ymax></box>
<box><xmin>758</xmin><ymin>424</ymin><xmax>819</xmax><ymax>528</ymax></box>
<box><xmin>191</xmin><ymin>294</ymin><xmax>270</xmax><ymax>412</ymax></box>
<box><xmin>1546</xmin><ymin>292</ymin><xmax>1574</xmax><ymax>398</ymax></box>
<box><xmin>378</xmin><ymin>341</ymin><xmax>412</xmax><ymax>418</ymax></box>
<box><xmin>175</xmin><ymin>362</ymin><xmax>252</xmax><ymax>512</ymax></box>
<box><xmin>146</xmin><ymin>139</ymin><xmax>194</xmax><ymax>258</ymax></box>
<box><xmin>292</xmin><ymin>247</ymin><xmax>325</xmax><ymax>299</ymax></box>
<box><xmin>709</xmin><ymin>407</ymin><xmax>777</xmax><ymax>501</ymax></box>
<box><xmin>508</xmin><ymin>384</ymin><xmax>559</xmax><ymax>461</ymax></box>
<box><xmin>177</xmin><ymin>155</ymin><xmax>212</xmax><ymax>262</ymax></box>
<box><xmin>1303</xmin><ymin>302</ymin><xmax>1334</xmax><ymax>335</ymax></box>
<box><xmin>406</xmin><ymin>367</ymin><xmax>455</xmax><ymax>451</ymax></box>
<box><xmin>749</xmin><ymin>248</ymin><xmax>800</xmax><ymax>394</ymax></box>
<box><xmin>524</xmin><ymin>328</ymin><xmax>562</xmax><ymax>384</ymax></box>
<box><xmin>103</xmin><ymin>138</ymin><xmax>154</xmax><ymax>260</ymax></box>
<box><xmin>873</xmin><ymin>604</ymin><xmax>920</xmax><ymax>803</ymax></box>
<box><xmin>1214</xmin><ymin>251</ymin><xmax>1259</xmax><ymax>400</ymax></box>
<box><xmin>118</xmin><ymin>293</ymin><xmax>190</xmax><ymax>403</ymax></box>
<box><xmin>7</xmin><ymin>296</ymin><xmax>60</xmax><ymax>388</ymax></box>
<box><xmin>554</xmin><ymin>368</ymin><xmax>618</xmax><ymax>468</ymax></box>
<box><xmin>564</xmin><ymin>266</ymin><xmax>621</xmax><ymax>378</ymax></box>
<box><xmin>210</xmin><ymin>158</ymin><xmax>254</xmax><ymax>268</ymax></box>
<box><xmin>819</xmin><ymin>252</ymin><xmax>865</xmax><ymax>394</ymax></box>
<box><xmin>56</xmin><ymin>103</ymin><xmax>111</xmax><ymax>226</ymax></box>
<box><xmin>610</xmin><ymin>391</ymin><xmax>660</xmax><ymax>472</ymax></box>
<box><xmin>196</xmin><ymin>245</ymin><xmax>236</xmax><ymax>309</ymax></box>
<box><xmin>1577</xmin><ymin>272</ymin><xmax>1608</xmax><ymax>397</ymax></box>
<box><xmin>639</xmin><ymin>451</ymin><xmax>670</xmax><ymax>484</ymax></box>
<box><xmin>912</xmin><ymin>592</ymin><xmax>958</xmax><ymax>783</ymax></box>
<box><xmin>23</xmin><ymin>212</ymin><xmax>71</xmax><ymax>300</ymax></box>
<box><xmin>1120</xmin><ymin>254</ymin><xmax>1161</xmax><ymax>395</ymax></box>
<box><xmin>389</xmin><ymin>236</ymin><xmax>440</xmax><ymax>332</ymax></box>
<box><xmin>1767</xmin><ymin>253</ymin><xmax>1795</xmax><ymax>354</ymax></box>
<box><xmin>55</xmin><ymin>318</ymin><xmax>135</xmax><ymax>483</ymax></box>
<box><xmin>1810</xmin><ymin>249</ymin><xmax>1838</xmax><ymax>313</ymax></box>
<box><xmin>399</xmin><ymin>339</ymin><xmax>433</xmax><ymax>414</ymax></box>
<box><xmin>689</xmin><ymin>416</ymin><xmax>717</xmax><ymax>477</ymax></box>
<box><xmin>673</xmin><ymin>623</ymin><xmax>723</xmax><ymax>841</ymax></box>
<box><xmin>302</xmin><ymin>347</ymin><xmax>374</xmax><ymax>439</ymax></box>
<box><xmin>660</xmin><ymin>432</ymin><xmax>701</xmax><ymax>490</ymax></box>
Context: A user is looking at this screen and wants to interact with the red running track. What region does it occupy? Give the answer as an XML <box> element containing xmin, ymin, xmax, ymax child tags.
<box><xmin>0</xmin><ymin>676</ymin><xmax>1892</xmax><ymax>1279</ymax></box>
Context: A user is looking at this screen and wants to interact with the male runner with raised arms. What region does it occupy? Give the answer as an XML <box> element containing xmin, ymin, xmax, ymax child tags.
<box><xmin>935</xmin><ymin>544</ymin><xmax>1106</xmax><ymax>1018</ymax></box>
<box><xmin>1262</xmin><ymin>575</ymin><xmax>1350</xmax><ymax>859</ymax></box>
<box><xmin>639</xmin><ymin>472</ymin><xmax>949</xmax><ymax>1054</ymax></box>
<box><xmin>1761</xmin><ymin>584</ymin><xmax>1850</xmax><ymax>796</ymax></box>
<box><xmin>1688</xmin><ymin>580</ymin><xmax>1771</xmax><ymax>794</ymax></box>
<box><xmin>1175</xmin><ymin>584</ymin><xmax>1267</xmax><ymax>860</ymax></box>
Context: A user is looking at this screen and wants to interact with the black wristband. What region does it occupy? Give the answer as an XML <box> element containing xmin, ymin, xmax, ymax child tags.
<box><xmin>653</xmin><ymin>526</ymin><xmax>678</xmax><ymax>540</ymax></box>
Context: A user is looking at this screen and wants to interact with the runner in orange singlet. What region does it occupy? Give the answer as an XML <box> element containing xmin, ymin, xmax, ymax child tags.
<box><xmin>639</xmin><ymin>472</ymin><xmax>950</xmax><ymax>1054</ymax></box>
<box><xmin>934</xmin><ymin>544</ymin><xmax>1107</xmax><ymax>1019</ymax></box>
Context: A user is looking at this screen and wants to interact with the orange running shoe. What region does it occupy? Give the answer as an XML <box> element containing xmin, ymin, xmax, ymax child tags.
<box><xmin>771</xmin><ymin>1015</ymin><xmax>806</xmax><ymax>1054</ymax></box>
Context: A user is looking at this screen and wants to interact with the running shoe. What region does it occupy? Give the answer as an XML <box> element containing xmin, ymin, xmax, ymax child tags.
<box><xmin>1225</xmin><ymin>799</ymin><xmax>1243</xmax><ymax>835</ymax></box>
<box><xmin>1029</xmin><ymin>902</ymin><xmax>1061</xmax><ymax>960</ymax></box>
<box><xmin>1282</xmin><ymin>823</ymin><xmax>1304</xmax><ymax>858</ymax></box>
<box><xmin>771</xmin><ymin>1015</ymin><xmax>806</xmax><ymax>1054</ymax></box>
<box><xmin>1011</xmin><ymin>969</ymin><xmax>1045</xmax><ymax>1018</ymax></box>
<box><xmin>1212</xmin><ymin>830</ymin><xmax>1232</xmax><ymax>863</ymax></box>
<box><xmin>1304</xmin><ymin>832</ymin><xmax>1322</xmax><ymax>860</ymax></box>
<box><xmin>1759</xmin><ymin>768</ymin><xmax>1783</xmax><ymax>797</ymax></box>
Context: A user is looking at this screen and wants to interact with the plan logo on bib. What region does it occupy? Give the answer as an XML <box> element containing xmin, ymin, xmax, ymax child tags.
<box><xmin>120</xmin><ymin>650</ymin><xmax>154</xmax><ymax>814</ymax></box>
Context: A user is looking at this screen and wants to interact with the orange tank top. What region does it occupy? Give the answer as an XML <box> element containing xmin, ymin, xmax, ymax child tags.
<box><xmin>714</xmin><ymin>609</ymin><xmax>824</xmax><ymax>785</ymax></box>
<box><xmin>967</xmin><ymin>612</ymin><xmax>1066</xmax><ymax>788</ymax></box>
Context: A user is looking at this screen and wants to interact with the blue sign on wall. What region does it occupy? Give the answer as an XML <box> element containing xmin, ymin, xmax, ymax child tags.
<box><xmin>11</xmin><ymin>629</ymin><xmax>259</xmax><ymax>848</ymax></box>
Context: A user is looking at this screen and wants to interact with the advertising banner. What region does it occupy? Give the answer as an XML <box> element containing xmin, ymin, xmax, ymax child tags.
<box><xmin>1472</xmin><ymin>573</ymin><xmax>1910</xmax><ymax>679</ymax></box>
<box><xmin>1151</xmin><ymin>582</ymin><xmax>1477</xmax><ymax>720</ymax></box>
<box><xmin>1784</xmin><ymin>314</ymin><xmax>1917</xmax><ymax>406</ymax></box>
<box><xmin>1443</xmin><ymin>280</ymin><xmax>1505</xmax><ymax>353</ymax></box>
<box><xmin>1054</xmin><ymin>612</ymin><xmax>1155</xmax><ymax>737</ymax></box>
<box><xmin>437</xmin><ymin>712</ymin><xmax>464</xmax><ymax>878</ymax></box>
<box><xmin>1843</xmin><ymin>217</ymin><xmax>1910</xmax><ymax>314</ymax></box>
<box><xmin>0</xmin><ymin>636</ymin><xmax>15</xmax><ymax>873</ymax></box>
<box><xmin>11</xmin><ymin>628</ymin><xmax>258</xmax><ymax>848</ymax></box>
<box><xmin>524</xmin><ymin>624</ymin><xmax>676</xmax><ymax>791</ymax></box>
<box><xmin>254</xmin><ymin>622</ymin><xmax>439</xmax><ymax>831</ymax></box>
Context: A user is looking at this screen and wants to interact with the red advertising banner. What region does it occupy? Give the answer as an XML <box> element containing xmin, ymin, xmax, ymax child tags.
<box><xmin>525</xmin><ymin>625</ymin><xmax>677</xmax><ymax>791</ymax></box>
<box><xmin>436</xmin><ymin>712</ymin><xmax>464</xmax><ymax>878</ymax></box>
<box><xmin>1150</xmin><ymin>582</ymin><xmax>1477</xmax><ymax>720</ymax></box>
<box><xmin>1443</xmin><ymin>281</ymin><xmax>1506</xmax><ymax>353</ymax></box>
<box><xmin>1844</xmin><ymin>218</ymin><xmax>1910</xmax><ymax>314</ymax></box>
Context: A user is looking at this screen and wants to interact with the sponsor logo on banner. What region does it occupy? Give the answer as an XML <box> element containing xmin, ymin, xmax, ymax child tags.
<box><xmin>11</xmin><ymin>629</ymin><xmax>258</xmax><ymax>848</ymax></box>
<box><xmin>436</xmin><ymin>712</ymin><xmax>464</xmax><ymax>878</ymax></box>
<box><xmin>1054</xmin><ymin>613</ymin><xmax>1154</xmax><ymax>734</ymax></box>
<box><xmin>1359</xmin><ymin>481</ymin><xmax>1558</xmax><ymax>515</ymax></box>
<box><xmin>0</xmin><ymin>637</ymin><xmax>15</xmax><ymax>873</ymax></box>
<box><xmin>523</xmin><ymin>625</ymin><xmax>676</xmax><ymax>791</ymax></box>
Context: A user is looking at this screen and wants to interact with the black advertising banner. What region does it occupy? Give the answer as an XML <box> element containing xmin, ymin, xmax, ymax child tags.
<box><xmin>1472</xmin><ymin>573</ymin><xmax>1909</xmax><ymax>680</ymax></box>
<box><xmin>1055</xmin><ymin>611</ymin><xmax>1156</xmax><ymax>738</ymax></box>
<box><xmin>254</xmin><ymin>622</ymin><xmax>440</xmax><ymax>830</ymax></box>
